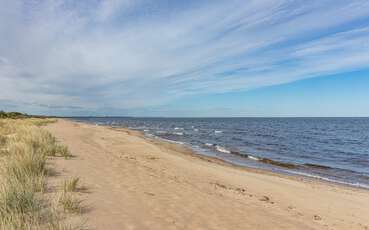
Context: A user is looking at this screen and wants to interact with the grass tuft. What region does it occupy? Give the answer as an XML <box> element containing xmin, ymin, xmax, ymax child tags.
<box><xmin>58</xmin><ymin>192</ymin><xmax>82</xmax><ymax>214</ymax></box>
<box><xmin>0</xmin><ymin>134</ymin><xmax>6</xmax><ymax>145</ymax></box>
<box><xmin>55</xmin><ymin>145</ymin><xmax>72</xmax><ymax>159</ymax></box>
<box><xmin>62</xmin><ymin>178</ymin><xmax>80</xmax><ymax>193</ymax></box>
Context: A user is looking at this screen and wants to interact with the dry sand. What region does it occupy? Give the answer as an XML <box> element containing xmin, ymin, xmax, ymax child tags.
<box><xmin>45</xmin><ymin>119</ymin><xmax>369</xmax><ymax>230</ymax></box>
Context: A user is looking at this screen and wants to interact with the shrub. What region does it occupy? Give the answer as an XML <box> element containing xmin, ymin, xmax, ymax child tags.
<box><xmin>0</xmin><ymin>111</ymin><xmax>29</xmax><ymax>119</ymax></box>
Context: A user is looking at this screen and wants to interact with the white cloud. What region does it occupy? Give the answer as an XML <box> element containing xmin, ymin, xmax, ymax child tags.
<box><xmin>0</xmin><ymin>0</ymin><xmax>369</xmax><ymax>114</ymax></box>
<box><xmin>97</xmin><ymin>0</ymin><xmax>141</xmax><ymax>21</ymax></box>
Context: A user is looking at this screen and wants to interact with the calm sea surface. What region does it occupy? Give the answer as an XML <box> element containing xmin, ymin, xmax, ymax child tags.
<box><xmin>71</xmin><ymin>117</ymin><xmax>369</xmax><ymax>189</ymax></box>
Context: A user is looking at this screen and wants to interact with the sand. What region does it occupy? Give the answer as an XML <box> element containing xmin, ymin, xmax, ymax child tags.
<box><xmin>45</xmin><ymin>119</ymin><xmax>369</xmax><ymax>230</ymax></box>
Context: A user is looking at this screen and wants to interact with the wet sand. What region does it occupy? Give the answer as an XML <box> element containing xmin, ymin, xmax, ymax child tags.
<box><xmin>45</xmin><ymin>119</ymin><xmax>369</xmax><ymax>230</ymax></box>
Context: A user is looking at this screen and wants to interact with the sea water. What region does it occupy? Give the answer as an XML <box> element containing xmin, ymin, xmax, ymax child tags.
<box><xmin>71</xmin><ymin>117</ymin><xmax>369</xmax><ymax>189</ymax></box>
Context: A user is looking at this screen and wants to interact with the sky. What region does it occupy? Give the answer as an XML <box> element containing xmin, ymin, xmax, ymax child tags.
<box><xmin>1</xmin><ymin>0</ymin><xmax>369</xmax><ymax>117</ymax></box>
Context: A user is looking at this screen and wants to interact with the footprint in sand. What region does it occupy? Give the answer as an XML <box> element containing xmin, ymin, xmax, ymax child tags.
<box><xmin>144</xmin><ymin>192</ymin><xmax>155</xmax><ymax>196</ymax></box>
<box><xmin>313</xmin><ymin>215</ymin><xmax>322</xmax><ymax>221</ymax></box>
<box><xmin>147</xmin><ymin>156</ymin><xmax>159</xmax><ymax>160</ymax></box>
<box><xmin>259</xmin><ymin>196</ymin><xmax>274</xmax><ymax>204</ymax></box>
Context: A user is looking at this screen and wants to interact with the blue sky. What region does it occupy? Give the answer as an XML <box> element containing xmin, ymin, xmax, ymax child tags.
<box><xmin>1</xmin><ymin>0</ymin><xmax>369</xmax><ymax>117</ymax></box>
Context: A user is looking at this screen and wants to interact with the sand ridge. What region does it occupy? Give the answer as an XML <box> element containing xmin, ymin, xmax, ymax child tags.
<box><xmin>45</xmin><ymin>119</ymin><xmax>369</xmax><ymax>230</ymax></box>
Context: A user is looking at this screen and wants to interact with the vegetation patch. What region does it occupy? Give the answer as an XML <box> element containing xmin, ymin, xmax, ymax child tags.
<box><xmin>62</xmin><ymin>177</ymin><xmax>80</xmax><ymax>193</ymax></box>
<box><xmin>0</xmin><ymin>111</ymin><xmax>29</xmax><ymax>119</ymax></box>
<box><xmin>58</xmin><ymin>192</ymin><xmax>82</xmax><ymax>214</ymax></box>
<box><xmin>0</xmin><ymin>118</ymin><xmax>81</xmax><ymax>229</ymax></box>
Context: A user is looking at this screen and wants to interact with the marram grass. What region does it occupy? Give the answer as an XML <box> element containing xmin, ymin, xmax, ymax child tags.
<box><xmin>62</xmin><ymin>177</ymin><xmax>80</xmax><ymax>193</ymax></box>
<box><xmin>0</xmin><ymin>119</ymin><xmax>80</xmax><ymax>229</ymax></box>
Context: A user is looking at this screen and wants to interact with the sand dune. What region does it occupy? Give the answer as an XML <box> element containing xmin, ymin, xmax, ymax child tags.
<box><xmin>45</xmin><ymin>119</ymin><xmax>369</xmax><ymax>230</ymax></box>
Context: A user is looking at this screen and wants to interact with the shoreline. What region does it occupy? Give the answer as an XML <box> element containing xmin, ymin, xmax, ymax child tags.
<box><xmin>45</xmin><ymin>119</ymin><xmax>369</xmax><ymax>229</ymax></box>
<box><xmin>103</xmin><ymin>122</ymin><xmax>369</xmax><ymax>192</ymax></box>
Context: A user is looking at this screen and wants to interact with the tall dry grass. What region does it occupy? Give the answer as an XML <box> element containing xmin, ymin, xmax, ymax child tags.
<box><xmin>0</xmin><ymin>119</ymin><xmax>80</xmax><ymax>230</ymax></box>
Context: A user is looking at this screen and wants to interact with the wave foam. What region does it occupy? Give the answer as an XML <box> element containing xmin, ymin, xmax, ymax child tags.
<box><xmin>155</xmin><ymin>130</ymin><xmax>168</xmax><ymax>134</ymax></box>
<box><xmin>215</xmin><ymin>146</ymin><xmax>231</xmax><ymax>154</ymax></box>
<box><xmin>284</xmin><ymin>170</ymin><xmax>369</xmax><ymax>189</ymax></box>
<box><xmin>248</xmin><ymin>155</ymin><xmax>259</xmax><ymax>161</ymax></box>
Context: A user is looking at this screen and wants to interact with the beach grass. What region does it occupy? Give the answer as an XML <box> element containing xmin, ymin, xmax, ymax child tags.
<box><xmin>0</xmin><ymin>118</ymin><xmax>81</xmax><ymax>229</ymax></box>
<box><xmin>62</xmin><ymin>177</ymin><xmax>80</xmax><ymax>193</ymax></box>
<box><xmin>58</xmin><ymin>191</ymin><xmax>82</xmax><ymax>214</ymax></box>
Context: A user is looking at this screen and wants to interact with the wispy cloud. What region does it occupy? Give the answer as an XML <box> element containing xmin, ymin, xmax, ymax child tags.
<box><xmin>1</xmin><ymin>0</ymin><xmax>369</xmax><ymax>115</ymax></box>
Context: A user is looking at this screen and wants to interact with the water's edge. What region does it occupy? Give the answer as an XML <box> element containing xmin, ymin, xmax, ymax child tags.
<box><xmin>144</xmin><ymin>129</ymin><xmax>369</xmax><ymax>190</ymax></box>
<box><xmin>70</xmin><ymin>118</ymin><xmax>369</xmax><ymax>190</ymax></box>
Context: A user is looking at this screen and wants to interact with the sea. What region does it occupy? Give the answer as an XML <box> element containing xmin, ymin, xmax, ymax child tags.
<box><xmin>70</xmin><ymin>117</ymin><xmax>369</xmax><ymax>189</ymax></box>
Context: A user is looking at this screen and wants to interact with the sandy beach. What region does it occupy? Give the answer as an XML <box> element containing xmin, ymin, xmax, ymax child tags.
<box><xmin>45</xmin><ymin>119</ymin><xmax>369</xmax><ymax>230</ymax></box>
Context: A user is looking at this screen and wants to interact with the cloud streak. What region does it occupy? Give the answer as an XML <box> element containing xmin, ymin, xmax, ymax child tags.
<box><xmin>1</xmin><ymin>0</ymin><xmax>369</xmax><ymax>115</ymax></box>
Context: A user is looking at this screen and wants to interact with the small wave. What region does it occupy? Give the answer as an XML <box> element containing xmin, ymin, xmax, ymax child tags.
<box><xmin>143</xmin><ymin>129</ymin><xmax>149</xmax><ymax>132</ymax></box>
<box><xmin>204</xmin><ymin>143</ymin><xmax>215</xmax><ymax>147</ymax></box>
<box><xmin>248</xmin><ymin>155</ymin><xmax>259</xmax><ymax>161</ymax></box>
<box><xmin>255</xmin><ymin>133</ymin><xmax>276</xmax><ymax>138</ymax></box>
<box><xmin>215</xmin><ymin>146</ymin><xmax>231</xmax><ymax>154</ymax></box>
<box><xmin>284</xmin><ymin>170</ymin><xmax>369</xmax><ymax>190</ymax></box>
<box><xmin>304</xmin><ymin>163</ymin><xmax>332</xmax><ymax>170</ymax></box>
<box><xmin>259</xmin><ymin>158</ymin><xmax>298</xmax><ymax>169</ymax></box>
<box><xmin>162</xmin><ymin>139</ymin><xmax>184</xmax><ymax>145</ymax></box>
<box><xmin>128</xmin><ymin>126</ymin><xmax>146</xmax><ymax>130</ymax></box>
<box><xmin>148</xmin><ymin>134</ymin><xmax>185</xmax><ymax>145</ymax></box>
<box><xmin>193</xmin><ymin>128</ymin><xmax>199</xmax><ymax>132</ymax></box>
<box><xmin>204</xmin><ymin>143</ymin><xmax>252</xmax><ymax>158</ymax></box>
<box><xmin>214</xmin><ymin>130</ymin><xmax>223</xmax><ymax>134</ymax></box>
<box><xmin>174</xmin><ymin>127</ymin><xmax>184</xmax><ymax>130</ymax></box>
<box><xmin>173</xmin><ymin>132</ymin><xmax>184</xmax><ymax>136</ymax></box>
<box><xmin>155</xmin><ymin>130</ymin><xmax>168</xmax><ymax>134</ymax></box>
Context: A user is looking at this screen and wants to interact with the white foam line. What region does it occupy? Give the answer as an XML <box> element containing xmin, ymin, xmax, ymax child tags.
<box><xmin>147</xmin><ymin>134</ymin><xmax>185</xmax><ymax>145</ymax></box>
<box><xmin>215</xmin><ymin>146</ymin><xmax>231</xmax><ymax>154</ymax></box>
<box><xmin>173</xmin><ymin>132</ymin><xmax>184</xmax><ymax>136</ymax></box>
<box><xmin>284</xmin><ymin>170</ymin><xmax>369</xmax><ymax>190</ymax></box>
<box><xmin>248</xmin><ymin>155</ymin><xmax>259</xmax><ymax>161</ymax></box>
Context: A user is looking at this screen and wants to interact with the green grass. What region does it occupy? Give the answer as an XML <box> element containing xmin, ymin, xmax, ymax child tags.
<box><xmin>0</xmin><ymin>111</ymin><xmax>29</xmax><ymax>119</ymax></box>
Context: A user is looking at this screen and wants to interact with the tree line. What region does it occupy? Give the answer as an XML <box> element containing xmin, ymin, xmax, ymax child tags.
<box><xmin>0</xmin><ymin>111</ymin><xmax>30</xmax><ymax>119</ymax></box>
